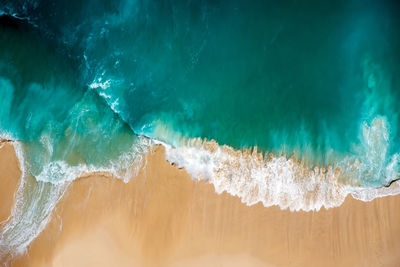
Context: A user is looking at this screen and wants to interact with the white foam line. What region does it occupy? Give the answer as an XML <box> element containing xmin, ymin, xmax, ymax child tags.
<box><xmin>1</xmin><ymin>127</ymin><xmax>398</xmax><ymax>259</ymax></box>
<box><xmin>136</xmin><ymin>127</ymin><xmax>400</xmax><ymax>211</ymax></box>
<box><xmin>349</xmin><ymin>180</ymin><xmax>400</xmax><ymax>202</ymax></box>
<box><xmin>158</xmin><ymin>126</ymin><xmax>400</xmax><ymax>212</ymax></box>
<box><xmin>162</xmin><ymin>140</ymin><xmax>348</xmax><ymax>212</ymax></box>
<box><xmin>0</xmin><ymin>135</ymin><xmax>152</xmax><ymax>261</ymax></box>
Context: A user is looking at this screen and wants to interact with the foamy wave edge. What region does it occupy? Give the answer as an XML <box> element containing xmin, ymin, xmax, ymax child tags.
<box><xmin>0</xmin><ymin>135</ymin><xmax>152</xmax><ymax>261</ymax></box>
<box><xmin>160</xmin><ymin>138</ymin><xmax>400</xmax><ymax>212</ymax></box>
<box><xmin>1</xmin><ymin>125</ymin><xmax>399</xmax><ymax>260</ymax></box>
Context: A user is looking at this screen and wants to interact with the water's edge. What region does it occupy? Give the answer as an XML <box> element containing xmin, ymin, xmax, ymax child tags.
<box><xmin>1</xmin><ymin>136</ymin><xmax>400</xmax><ymax>261</ymax></box>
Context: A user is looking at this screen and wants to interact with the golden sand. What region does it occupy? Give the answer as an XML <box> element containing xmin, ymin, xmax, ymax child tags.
<box><xmin>0</xmin><ymin>142</ymin><xmax>20</xmax><ymax>224</ymax></box>
<box><xmin>1</xmin><ymin>144</ymin><xmax>400</xmax><ymax>266</ymax></box>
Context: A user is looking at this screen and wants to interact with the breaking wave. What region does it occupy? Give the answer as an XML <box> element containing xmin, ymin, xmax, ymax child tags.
<box><xmin>162</xmin><ymin>116</ymin><xmax>400</xmax><ymax>211</ymax></box>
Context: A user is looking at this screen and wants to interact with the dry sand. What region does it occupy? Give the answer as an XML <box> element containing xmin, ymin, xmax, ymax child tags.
<box><xmin>1</xmin><ymin>144</ymin><xmax>400</xmax><ymax>267</ymax></box>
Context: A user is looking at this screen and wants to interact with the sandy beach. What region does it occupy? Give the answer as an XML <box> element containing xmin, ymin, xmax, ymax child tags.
<box><xmin>0</xmin><ymin>142</ymin><xmax>20</xmax><ymax>225</ymax></box>
<box><xmin>1</xmin><ymin>143</ymin><xmax>400</xmax><ymax>267</ymax></box>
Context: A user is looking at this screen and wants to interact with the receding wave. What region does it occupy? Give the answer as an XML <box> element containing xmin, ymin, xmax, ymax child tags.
<box><xmin>0</xmin><ymin>137</ymin><xmax>150</xmax><ymax>261</ymax></box>
<box><xmin>162</xmin><ymin>116</ymin><xmax>400</xmax><ymax>211</ymax></box>
<box><xmin>1</xmin><ymin>114</ymin><xmax>400</xmax><ymax>260</ymax></box>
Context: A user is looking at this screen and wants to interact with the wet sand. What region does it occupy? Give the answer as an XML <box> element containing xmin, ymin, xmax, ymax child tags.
<box><xmin>0</xmin><ymin>142</ymin><xmax>20</xmax><ymax>224</ymax></box>
<box><xmin>1</xmin><ymin>144</ymin><xmax>400</xmax><ymax>266</ymax></box>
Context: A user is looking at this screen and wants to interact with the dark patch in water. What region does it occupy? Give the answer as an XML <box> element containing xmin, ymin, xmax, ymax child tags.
<box><xmin>0</xmin><ymin>14</ymin><xmax>28</xmax><ymax>29</ymax></box>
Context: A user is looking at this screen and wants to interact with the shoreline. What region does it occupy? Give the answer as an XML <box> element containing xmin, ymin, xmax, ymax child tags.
<box><xmin>0</xmin><ymin>144</ymin><xmax>399</xmax><ymax>266</ymax></box>
<box><xmin>3</xmin><ymin>136</ymin><xmax>400</xmax><ymax>210</ymax></box>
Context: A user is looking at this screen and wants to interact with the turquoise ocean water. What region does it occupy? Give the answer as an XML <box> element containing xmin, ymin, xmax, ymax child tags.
<box><xmin>0</xmin><ymin>0</ymin><xmax>400</xmax><ymax>257</ymax></box>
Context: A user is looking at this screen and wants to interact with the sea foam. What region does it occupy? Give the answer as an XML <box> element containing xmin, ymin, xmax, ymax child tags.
<box><xmin>0</xmin><ymin>136</ymin><xmax>151</xmax><ymax>261</ymax></box>
<box><xmin>0</xmin><ymin>115</ymin><xmax>399</xmax><ymax>260</ymax></box>
<box><xmin>161</xmin><ymin>116</ymin><xmax>400</xmax><ymax>212</ymax></box>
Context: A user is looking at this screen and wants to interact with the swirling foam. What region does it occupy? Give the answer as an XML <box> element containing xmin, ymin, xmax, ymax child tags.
<box><xmin>0</xmin><ymin>136</ymin><xmax>151</xmax><ymax>261</ymax></box>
